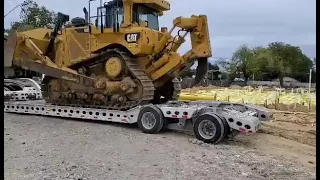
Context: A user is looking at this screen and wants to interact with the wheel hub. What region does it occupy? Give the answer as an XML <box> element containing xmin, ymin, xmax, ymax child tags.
<box><xmin>126</xmin><ymin>79</ymin><xmax>143</xmax><ymax>101</ymax></box>
<box><xmin>105</xmin><ymin>57</ymin><xmax>123</xmax><ymax>78</ymax></box>
<box><xmin>141</xmin><ymin>112</ymin><xmax>157</xmax><ymax>130</ymax></box>
<box><xmin>198</xmin><ymin>120</ymin><xmax>216</xmax><ymax>139</ymax></box>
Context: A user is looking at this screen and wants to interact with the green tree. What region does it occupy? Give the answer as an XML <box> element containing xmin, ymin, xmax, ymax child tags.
<box><xmin>216</xmin><ymin>58</ymin><xmax>235</xmax><ymax>84</ymax></box>
<box><xmin>218</xmin><ymin>42</ymin><xmax>313</xmax><ymax>86</ymax></box>
<box><xmin>253</xmin><ymin>47</ymin><xmax>278</xmax><ymax>81</ymax></box>
<box><xmin>260</xmin><ymin>42</ymin><xmax>313</xmax><ymax>86</ymax></box>
<box><xmin>10</xmin><ymin>0</ymin><xmax>56</xmax><ymax>31</ymax></box>
<box><xmin>217</xmin><ymin>45</ymin><xmax>261</xmax><ymax>84</ymax></box>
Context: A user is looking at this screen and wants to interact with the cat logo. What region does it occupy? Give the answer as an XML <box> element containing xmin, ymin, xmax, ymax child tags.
<box><xmin>125</xmin><ymin>33</ymin><xmax>140</xmax><ymax>43</ymax></box>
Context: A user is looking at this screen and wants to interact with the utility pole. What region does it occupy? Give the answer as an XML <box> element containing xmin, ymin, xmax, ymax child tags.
<box><xmin>308</xmin><ymin>68</ymin><xmax>312</xmax><ymax>94</ymax></box>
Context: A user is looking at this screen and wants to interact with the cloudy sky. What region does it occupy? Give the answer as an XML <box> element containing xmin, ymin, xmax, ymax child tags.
<box><xmin>4</xmin><ymin>0</ymin><xmax>316</xmax><ymax>61</ymax></box>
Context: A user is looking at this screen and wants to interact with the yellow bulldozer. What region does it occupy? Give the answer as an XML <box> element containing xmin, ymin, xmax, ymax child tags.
<box><xmin>4</xmin><ymin>0</ymin><xmax>212</xmax><ymax>110</ymax></box>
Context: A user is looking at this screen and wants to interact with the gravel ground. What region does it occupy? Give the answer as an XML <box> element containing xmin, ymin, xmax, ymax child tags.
<box><xmin>4</xmin><ymin>113</ymin><xmax>316</xmax><ymax>180</ymax></box>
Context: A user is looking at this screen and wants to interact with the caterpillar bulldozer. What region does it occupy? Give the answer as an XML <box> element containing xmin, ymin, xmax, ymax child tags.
<box><xmin>4</xmin><ymin>0</ymin><xmax>212</xmax><ymax>110</ymax></box>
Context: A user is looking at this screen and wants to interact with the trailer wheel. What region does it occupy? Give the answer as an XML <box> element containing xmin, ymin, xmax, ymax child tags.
<box><xmin>214</xmin><ymin>115</ymin><xmax>229</xmax><ymax>144</ymax></box>
<box><xmin>138</xmin><ymin>106</ymin><xmax>164</xmax><ymax>134</ymax></box>
<box><xmin>220</xmin><ymin>117</ymin><xmax>230</xmax><ymax>140</ymax></box>
<box><xmin>193</xmin><ymin>113</ymin><xmax>225</xmax><ymax>144</ymax></box>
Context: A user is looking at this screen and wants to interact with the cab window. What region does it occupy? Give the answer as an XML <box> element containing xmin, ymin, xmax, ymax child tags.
<box><xmin>133</xmin><ymin>5</ymin><xmax>159</xmax><ymax>30</ymax></box>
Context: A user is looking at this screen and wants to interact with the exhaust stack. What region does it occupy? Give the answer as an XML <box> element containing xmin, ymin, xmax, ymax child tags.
<box><xmin>83</xmin><ymin>7</ymin><xmax>89</xmax><ymax>23</ymax></box>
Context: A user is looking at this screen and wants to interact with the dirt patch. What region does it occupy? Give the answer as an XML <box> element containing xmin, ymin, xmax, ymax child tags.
<box><xmin>229</xmin><ymin>133</ymin><xmax>316</xmax><ymax>168</ymax></box>
<box><xmin>260</xmin><ymin>112</ymin><xmax>316</xmax><ymax>146</ymax></box>
<box><xmin>219</xmin><ymin>111</ymin><xmax>316</xmax><ymax>168</ymax></box>
<box><xmin>247</xmin><ymin>111</ymin><xmax>316</xmax><ymax>168</ymax></box>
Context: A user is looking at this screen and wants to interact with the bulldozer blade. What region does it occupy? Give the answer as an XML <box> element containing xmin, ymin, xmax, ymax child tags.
<box><xmin>193</xmin><ymin>57</ymin><xmax>208</xmax><ymax>86</ymax></box>
<box><xmin>4</xmin><ymin>31</ymin><xmax>17</xmax><ymax>68</ymax></box>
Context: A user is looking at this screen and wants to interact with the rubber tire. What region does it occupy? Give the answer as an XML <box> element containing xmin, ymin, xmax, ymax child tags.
<box><xmin>220</xmin><ymin>117</ymin><xmax>230</xmax><ymax>139</ymax></box>
<box><xmin>193</xmin><ymin>113</ymin><xmax>224</xmax><ymax>144</ymax></box>
<box><xmin>209</xmin><ymin>114</ymin><xmax>228</xmax><ymax>144</ymax></box>
<box><xmin>160</xmin><ymin>117</ymin><xmax>169</xmax><ymax>132</ymax></box>
<box><xmin>137</xmin><ymin>106</ymin><xmax>164</xmax><ymax>134</ymax></box>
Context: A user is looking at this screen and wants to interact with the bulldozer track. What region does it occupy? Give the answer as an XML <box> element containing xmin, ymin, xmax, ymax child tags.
<box><xmin>41</xmin><ymin>49</ymin><xmax>181</xmax><ymax>110</ymax></box>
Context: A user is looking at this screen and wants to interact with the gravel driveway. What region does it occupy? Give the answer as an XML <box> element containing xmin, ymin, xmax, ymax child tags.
<box><xmin>4</xmin><ymin>113</ymin><xmax>316</xmax><ymax>180</ymax></box>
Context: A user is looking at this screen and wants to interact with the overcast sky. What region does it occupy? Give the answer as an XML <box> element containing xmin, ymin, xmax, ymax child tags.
<box><xmin>4</xmin><ymin>0</ymin><xmax>316</xmax><ymax>61</ymax></box>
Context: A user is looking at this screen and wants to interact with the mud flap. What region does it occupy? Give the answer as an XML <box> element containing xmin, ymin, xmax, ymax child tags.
<box><xmin>4</xmin><ymin>31</ymin><xmax>17</xmax><ymax>68</ymax></box>
<box><xmin>193</xmin><ymin>57</ymin><xmax>208</xmax><ymax>86</ymax></box>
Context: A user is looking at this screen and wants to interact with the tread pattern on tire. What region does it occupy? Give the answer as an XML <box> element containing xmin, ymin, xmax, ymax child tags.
<box><xmin>207</xmin><ymin>113</ymin><xmax>228</xmax><ymax>144</ymax></box>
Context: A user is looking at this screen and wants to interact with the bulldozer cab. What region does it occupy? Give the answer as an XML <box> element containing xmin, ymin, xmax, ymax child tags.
<box><xmin>132</xmin><ymin>5</ymin><xmax>160</xmax><ymax>30</ymax></box>
<box><xmin>90</xmin><ymin>0</ymin><xmax>165</xmax><ymax>34</ymax></box>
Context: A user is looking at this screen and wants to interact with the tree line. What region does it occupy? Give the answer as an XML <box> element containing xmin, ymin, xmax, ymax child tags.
<box><xmin>182</xmin><ymin>42</ymin><xmax>316</xmax><ymax>87</ymax></box>
<box><xmin>5</xmin><ymin>0</ymin><xmax>56</xmax><ymax>32</ymax></box>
